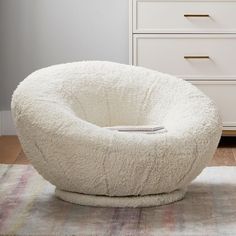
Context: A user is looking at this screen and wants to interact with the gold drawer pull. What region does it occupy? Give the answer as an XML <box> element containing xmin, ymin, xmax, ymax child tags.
<box><xmin>184</xmin><ymin>56</ymin><xmax>210</xmax><ymax>59</ymax></box>
<box><xmin>184</xmin><ymin>14</ymin><xmax>210</xmax><ymax>17</ymax></box>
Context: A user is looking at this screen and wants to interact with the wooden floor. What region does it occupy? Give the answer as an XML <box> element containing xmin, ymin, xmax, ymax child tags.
<box><xmin>0</xmin><ymin>136</ymin><xmax>236</xmax><ymax>165</ymax></box>
<box><xmin>0</xmin><ymin>136</ymin><xmax>29</xmax><ymax>164</ymax></box>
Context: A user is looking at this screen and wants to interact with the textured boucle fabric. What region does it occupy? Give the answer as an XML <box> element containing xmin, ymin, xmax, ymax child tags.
<box><xmin>11</xmin><ymin>61</ymin><xmax>222</xmax><ymax>207</ymax></box>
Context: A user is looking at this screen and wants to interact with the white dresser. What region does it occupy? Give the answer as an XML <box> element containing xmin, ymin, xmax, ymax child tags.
<box><xmin>129</xmin><ymin>0</ymin><xmax>236</xmax><ymax>135</ymax></box>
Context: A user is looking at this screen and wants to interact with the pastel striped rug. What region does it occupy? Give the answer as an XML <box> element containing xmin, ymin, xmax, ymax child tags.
<box><xmin>0</xmin><ymin>165</ymin><xmax>236</xmax><ymax>236</ymax></box>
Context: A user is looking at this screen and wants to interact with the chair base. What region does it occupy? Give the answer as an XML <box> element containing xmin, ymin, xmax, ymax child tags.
<box><xmin>55</xmin><ymin>188</ymin><xmax>186</xmax><ymax>208</ymax></box>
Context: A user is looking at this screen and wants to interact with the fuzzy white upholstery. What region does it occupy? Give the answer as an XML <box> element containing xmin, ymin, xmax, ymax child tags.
<box><xmin>11</xmin><ymin>61</ymin><xmax>222</xmax><ymax>207</ymax></box>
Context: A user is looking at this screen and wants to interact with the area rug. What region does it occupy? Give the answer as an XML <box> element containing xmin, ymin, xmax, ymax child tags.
<box><xmin>0</xmin><ymin>165</ymin><xmax>236</xmax><ymax>236</ymax></box>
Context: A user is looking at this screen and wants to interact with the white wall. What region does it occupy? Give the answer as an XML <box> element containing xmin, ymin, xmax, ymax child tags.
<box><xmin>0</xmin><ymin>0</ymin><xmax>129</xmax><ymax>110</ymax></box>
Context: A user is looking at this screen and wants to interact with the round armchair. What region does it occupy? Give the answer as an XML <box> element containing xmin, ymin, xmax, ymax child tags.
<box><xmin>11</xmin><ymin>61</ymin><xmax>222</xmax><ymax>207</ymax></box>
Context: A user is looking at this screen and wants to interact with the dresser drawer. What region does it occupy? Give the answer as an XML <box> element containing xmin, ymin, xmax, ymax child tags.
<box><xmin>133</xmin><ymin>34</ymin><xmax>236</xmax><ymax>80</ymax></box>
<box><xmin>192</xmin><ymin>81</ymin><xmax>236</xmax><ymax>129</ymax></box>
<box><xmin>133</xmin><ymin>0</ymin><xmax>236</xmax><ymax>33</ymax></box>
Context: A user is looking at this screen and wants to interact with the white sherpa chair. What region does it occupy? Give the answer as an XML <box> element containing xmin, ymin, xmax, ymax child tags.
<box><xmin>11</xmin><ymin>61</ymin><xmax>222</xmax><ymax>207</ymax></box>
